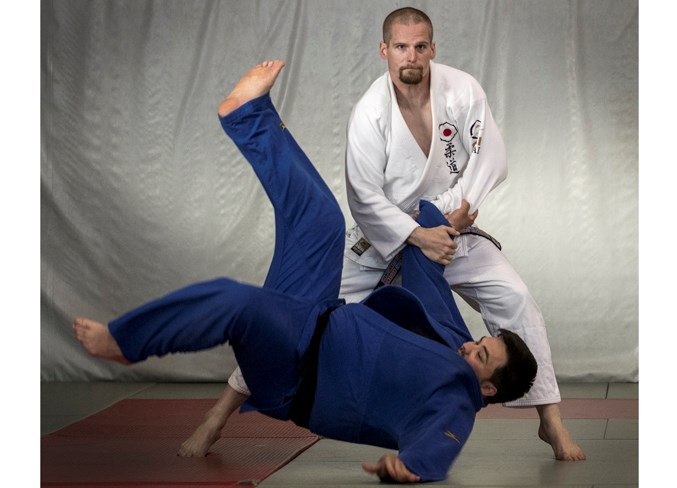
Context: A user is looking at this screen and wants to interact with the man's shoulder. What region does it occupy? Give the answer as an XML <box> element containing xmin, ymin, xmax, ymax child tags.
<box><xmin>433</xmin><ymin>62</ymin><xmax>476</xmax><ymax>82</ymax></box>
<box><xmin>431</xmin><ymin>61</ymin><xmax>486</xmax><ymax>102</ymax></box>
<box><xmin>348</xmin><ymin>72</ymin><xmax>392</xmax><ymax>127</ymax></box>
<box><xmin>354</xmin><ymin>72</ymin><xmax>391</xmax><ymax>110</ymax></box>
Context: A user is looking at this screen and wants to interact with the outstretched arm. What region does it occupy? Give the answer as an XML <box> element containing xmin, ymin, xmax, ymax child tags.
<box><xmin>362</xmin><ymin>453</ymin><xmax>421</xmax><ymax>483</ymax></box>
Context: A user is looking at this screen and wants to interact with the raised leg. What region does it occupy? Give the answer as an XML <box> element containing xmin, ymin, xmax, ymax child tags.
<box><xmin>219</xmin><ymin>64</ymin><xmax>345</xmax><ymax>302</ymax></box>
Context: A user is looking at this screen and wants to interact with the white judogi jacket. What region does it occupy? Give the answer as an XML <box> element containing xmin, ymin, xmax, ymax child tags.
<box><xmin>345</xmin><ymin>61</ymin><xmax>507</xmax><ymax>269</ymax></box>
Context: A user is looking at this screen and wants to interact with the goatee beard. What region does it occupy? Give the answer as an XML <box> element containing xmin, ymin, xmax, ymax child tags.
<box><xmin>399</xmin><ymin>67</ymin><xmax>423</xmax><ymax>85</ymax></box>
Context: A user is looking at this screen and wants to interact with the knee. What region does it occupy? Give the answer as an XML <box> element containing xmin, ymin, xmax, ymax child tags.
<box><xmin>498</xmin><ymin>279</ymin><xmax>544</xmax><ymax>324</ymax></box>
<box><xmin>505</xmin><ymin>279</ymin><xmax>531</xmax><ymax>302</ymax></box>
<box><xmin>493</xmin><ymin>277</ymin><xmax>533</xmax><ymax>314</ymax></box>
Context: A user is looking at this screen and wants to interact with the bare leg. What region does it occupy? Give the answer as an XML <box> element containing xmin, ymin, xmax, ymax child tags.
<box><xmin>537</xmin><ymin>403</ymin><xmax>586</xmax><ymax>461</ymax></box>
<box><xmin>72</xmin><ymin>318</ymin><xmax>130</xmax><ymax>364</ymax></box>
<box><xmin>217</xmin><ymin>60</ymin><xmax>285</xmax><ymax>117</ymax></box>
<box><xmin>178</xmin><ymin>384</ymin><xmax>248</xmax><ymax>457</ymax></box>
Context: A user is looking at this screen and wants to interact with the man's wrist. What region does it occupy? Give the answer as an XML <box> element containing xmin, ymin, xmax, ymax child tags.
<box><xmin>406</xmin><ymin>226</ymin><xmax>423</xmax><ymax>247</ymax></box>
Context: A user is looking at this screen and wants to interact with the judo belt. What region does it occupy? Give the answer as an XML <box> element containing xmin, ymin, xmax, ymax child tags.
<box><xmin>374</xmin><ymin>226</ymin><xmax>502</xmax><ymax>289</ymax></box>
<box><xmin>288</xmin><ymin>301</ymin><xmax>344</xmax><ymax>429</ymax></box>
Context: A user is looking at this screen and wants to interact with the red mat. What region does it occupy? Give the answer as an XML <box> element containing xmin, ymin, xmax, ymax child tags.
<box><xmin>41</xmin><ymin>399</ymin><xmax>320</xmax><ymax>487</ymax></box>
<box><xmin>477</xmin><ymin>398</ymin><xmax>638</xmax><ymax>419</ymax></box>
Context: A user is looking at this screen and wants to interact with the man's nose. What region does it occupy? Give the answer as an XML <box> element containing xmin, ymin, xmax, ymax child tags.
<box><xmin>405</xmin><ymin>47</ymin><xmax>417</xmax><ymax>61</ymax></box>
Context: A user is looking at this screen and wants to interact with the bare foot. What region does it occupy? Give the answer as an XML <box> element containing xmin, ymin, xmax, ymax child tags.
<box><xmin>178</xmin><ymin>409</ymin><xmax>226</xmax><ymax>457</ymax></box>
<box><xmin>218</xmin><ymin>60</ymin><xmax>285</xmax><ymax>117</ymax></box>
<box><xmin>72</xmin><ymin>318</ymin><xmax>130</xmax><ymax>364</ymax></box>
<box><xmin>537</xmin><ymin>404</ymin><xmax>586</xmax><ymax>461</ymax></box>
<box><xmin>178</xmin><ymin>385</ymin><xmax>248</xmax><ymax>457</ymax></box>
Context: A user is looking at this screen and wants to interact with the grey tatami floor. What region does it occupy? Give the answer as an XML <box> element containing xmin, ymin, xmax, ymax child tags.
<box><xmin>41</xmin><ymin>382</ymin><xmax>638</xmax><ymax>487</ymax></box>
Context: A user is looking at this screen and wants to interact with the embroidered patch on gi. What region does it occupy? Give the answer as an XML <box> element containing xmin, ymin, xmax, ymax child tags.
<box><xmin>351</xmin><ymin>237</ymin><xmax>371</xmax><ymax>256</ymax></box>
<box><xmin>444</xmin><ymin>431</ymin><xmax>462</xmax><ymax>444</ymax></box>
<box><xmin>470</xmin><ymin>119</ymin><xmax>483</xmax><ymax>154</ymax></box>
<box><xmin>439</xmin><ymin>122</ymin><xmax>459</xmax><ymax>174</ymax></box>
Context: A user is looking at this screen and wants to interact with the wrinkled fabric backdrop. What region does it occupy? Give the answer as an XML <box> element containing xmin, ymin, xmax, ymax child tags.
<box><xmin>41</xmin><ymin>0</ymin><xmax>638</xmax><ymax>382</ymax></box>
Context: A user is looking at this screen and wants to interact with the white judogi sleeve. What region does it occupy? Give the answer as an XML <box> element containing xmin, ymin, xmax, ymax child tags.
<box><xmin>345</xmin><ymin>75</ymin><xmax>420</xmax><ymax>264</ymax></box>
<box><xmin>428</xmin><ymin>70</ymin><xmax>507</xmax><ymax>216</ymax></box>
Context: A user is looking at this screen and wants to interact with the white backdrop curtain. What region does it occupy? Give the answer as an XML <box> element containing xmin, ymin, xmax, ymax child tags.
<box><xmin>41</xmin><ymin>0</ymin><xmax>638</xmax><ymax>382</ymax></box>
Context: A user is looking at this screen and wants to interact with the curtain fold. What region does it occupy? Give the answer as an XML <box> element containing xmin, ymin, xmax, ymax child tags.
<box><xmin>41</xmin><ymin>0</ymin><xmax>638</xmax><ymax>381</ymax></box>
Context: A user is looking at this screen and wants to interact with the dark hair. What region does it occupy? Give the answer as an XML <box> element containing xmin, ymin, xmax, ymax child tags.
<box><xmin>382</xmin><ymin>7</ymin><xmax>433</xmax><ymax>44</ymax></box>
<box><xmin>484</xmin><ymin>329</ymin><xmax>538</xmax><ymax>405</ymax></box>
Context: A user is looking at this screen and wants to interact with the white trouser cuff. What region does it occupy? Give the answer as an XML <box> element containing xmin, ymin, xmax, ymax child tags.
<box><xmin>228</xmin><ymin>367</ymin><xmax>251</xmax><ymax>395</ymax></box>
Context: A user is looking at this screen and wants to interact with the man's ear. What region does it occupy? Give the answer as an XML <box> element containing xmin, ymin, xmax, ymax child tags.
<box><xmin>481</xmin><ymin>380</ymin><xmax>497</xmax><ymax>398</ymax></box>
<box><xmin>379</xmin><ymin>41</ymin><xmax>388</xmax><ymax>60</ymax></box>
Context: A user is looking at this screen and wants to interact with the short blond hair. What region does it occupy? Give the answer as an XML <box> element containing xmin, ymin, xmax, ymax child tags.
<box><xmin>382</xmin><ymin>7</ymin><xmax>433</xmax><ymax>44</ymax></box>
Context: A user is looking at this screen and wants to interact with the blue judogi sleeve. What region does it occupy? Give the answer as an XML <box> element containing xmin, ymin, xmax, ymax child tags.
<box><xmin>401</xmin><ymin>200</ymin><xmax>472</xmax><ymax>341</ymax></box>
<box><xmin>397</xmin><ymin>383</ymin><xmax>479</xmax><ymax>481</ymax></box>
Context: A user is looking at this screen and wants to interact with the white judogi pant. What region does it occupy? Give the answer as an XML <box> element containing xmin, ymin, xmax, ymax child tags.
<box><xmin>341</xmin><ymin>233</ymin><xmax>560</xmax><ymax>408</ymax></box>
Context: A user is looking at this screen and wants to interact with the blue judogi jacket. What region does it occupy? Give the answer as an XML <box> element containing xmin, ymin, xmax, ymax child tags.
<box><xmin>309</xmin><ymin>201</ymin><xmax>484</xmax><ymax>481</ymax></box>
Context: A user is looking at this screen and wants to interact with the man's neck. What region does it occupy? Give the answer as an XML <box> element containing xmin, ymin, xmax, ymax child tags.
<box><xmin>390</xmin><ymin>72</ymin><xmax>434</xmax><ymax>157</ymax></box>
<box><xmin>391</xmin><ymin>75</ymin><xmax>431</xmax><ymax>111</ymax></box>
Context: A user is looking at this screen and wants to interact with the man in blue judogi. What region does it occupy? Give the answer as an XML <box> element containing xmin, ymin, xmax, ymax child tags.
<box><xmin>74</xmin><ymin>61</ymin><xmax>536</xmax><ymax>483</ymax></box>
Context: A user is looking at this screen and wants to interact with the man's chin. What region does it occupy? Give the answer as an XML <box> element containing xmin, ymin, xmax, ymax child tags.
<box><xmin>399</xmin><ymin>68</ymin><xmax>423</xmax><ymax>85</ymax></box>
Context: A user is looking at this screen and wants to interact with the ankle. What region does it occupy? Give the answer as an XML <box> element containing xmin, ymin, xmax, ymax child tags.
<box><xmin>537</xmin><ymin>404</ymin><xmax>563</xmax><ymax>424</ymax></box>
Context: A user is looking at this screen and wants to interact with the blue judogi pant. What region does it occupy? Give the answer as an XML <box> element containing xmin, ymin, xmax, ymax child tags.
<box><xmin>109</xmin><ymin>94</ymin><xmax>345</xmax><ymax>416</ymax></box>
